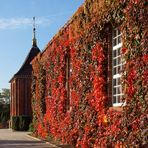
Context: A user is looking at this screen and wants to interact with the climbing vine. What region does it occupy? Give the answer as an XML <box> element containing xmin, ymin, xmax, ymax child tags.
<box><xmin>31</xmin><ymin>0</ymin><xmax>147</xmax><ymax>147</ymax></box>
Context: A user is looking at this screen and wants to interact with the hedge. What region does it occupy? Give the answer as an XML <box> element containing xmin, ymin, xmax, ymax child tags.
<box><xmin>12</xmin><ymin>115</ymin><xmax>31</xmax><ymax>131</ymax></box>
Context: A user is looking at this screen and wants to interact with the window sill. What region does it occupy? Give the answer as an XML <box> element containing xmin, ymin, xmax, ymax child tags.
<box><xmin>109</xmin><ymin>106</ymin><xmax>123</xmax><ymax>112</ymax></box>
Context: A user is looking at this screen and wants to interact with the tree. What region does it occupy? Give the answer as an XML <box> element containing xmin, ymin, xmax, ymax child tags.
<box><xmin>0</xmin><ymin>88</ymin><xmax>10</xmax><ymax>104</ymax></box>
<box><xmin>0</xmin><ymin>88</ymin><xmax>10</xmax><ymax>128</ymax></box>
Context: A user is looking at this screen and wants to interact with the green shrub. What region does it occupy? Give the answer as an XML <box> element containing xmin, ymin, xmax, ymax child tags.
<box><xmin>0</xmin><ymin>104</ymin><xmax>10</xmax><ymax>123</ymax></box>
<box><xmin>29</xmin><ymin>122</ymin><xmax>34</xmax><ymax>132</ymax></box>
<box><xmin>12</xmin><ymin>115</ymin><xmax>32</xmax><ymax>131</ymax></box>
<box><xmin>19</xmin><ymin>115</ymin><xmax>31</xmax><ymax>131</ymax></box>
<box><xmin>12</xmin><ymin>116</ymin><xmax>19</xmax><ymax>130</ymax></box>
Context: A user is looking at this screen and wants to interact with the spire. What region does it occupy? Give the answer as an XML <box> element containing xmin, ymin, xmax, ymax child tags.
<box><xmin>32</xmin><ymin>17</ymin><xmax>37</xmax><ymax>47</ymax></box>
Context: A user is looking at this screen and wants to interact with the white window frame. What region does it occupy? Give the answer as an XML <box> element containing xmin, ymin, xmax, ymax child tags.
<box><xmin>112</xmin><ymin>28</ymin><xmax>124</xmax><ymax>107</ymax></box>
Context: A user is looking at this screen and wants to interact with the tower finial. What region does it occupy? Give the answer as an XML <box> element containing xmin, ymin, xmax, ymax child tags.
<box><xmin>32</xmin><ymin>16</ymin><xmax>37</xmax><ymax>47</ymax></box>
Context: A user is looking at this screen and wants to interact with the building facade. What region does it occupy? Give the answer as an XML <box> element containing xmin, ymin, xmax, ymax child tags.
<box><xmin>11</xmin><ymin>0</ymin><xmax>147</xmax><ymax>147</ymax></box>
<box><xmin>10</xmin><ymin>25</ymin><xmax>40</xmax><ymax>124</ymax></box>
<box><xmin>31</xmin><ymin>0</ymin><xmax>147</xmax><ymax>147</ymax></box>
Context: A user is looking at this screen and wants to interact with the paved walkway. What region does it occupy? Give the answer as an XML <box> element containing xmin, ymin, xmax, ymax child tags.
<box><xmin>0</xmin><ymin>129</ymin><xmax>58</xmax><ymax>148</ymax></box>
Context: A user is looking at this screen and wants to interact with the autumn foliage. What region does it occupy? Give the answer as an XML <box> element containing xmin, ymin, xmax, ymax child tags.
<box><xmin>31</xmin><ymin>0</ymin><xmax>147</xmax><ymax>147</ymax></box>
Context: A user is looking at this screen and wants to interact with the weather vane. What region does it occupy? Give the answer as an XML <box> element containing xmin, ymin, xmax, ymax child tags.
<box><xmin>32</xmin><ymin>16</ymin><xmax>37</xmax><ymax>46</ymax></box>
<box><xmin>33</xmin><ymin>16</ymin><xmax>36</xmax><ymax>34</ymax></box>
<box><xmin>33</xmin><ymin>17</ymin><xmax>35</xmax><ymax>29</ymax></box>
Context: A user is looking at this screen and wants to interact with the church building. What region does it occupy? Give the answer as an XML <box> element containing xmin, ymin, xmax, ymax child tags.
<box><xmin>9</xmin><ymin>18</ymin><xmax>40</xmax><ymax>129</ymax></box>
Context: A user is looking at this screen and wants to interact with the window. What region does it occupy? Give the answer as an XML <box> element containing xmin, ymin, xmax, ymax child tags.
<box><xmin>65</xmin><ymin>51</ymin><xmax>71</xmax><ymax>110</ymax></box>
<box><xmin>112</xmin><ymin>28</ymin><xmax>124</xmax><ymax>106</ymax></box>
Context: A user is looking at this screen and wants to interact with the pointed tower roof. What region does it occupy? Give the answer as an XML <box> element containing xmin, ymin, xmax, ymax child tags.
<box><xmin>9</xmin><ymin>17</ymin><xmax>40</xmax><ymax>82</ymax></box>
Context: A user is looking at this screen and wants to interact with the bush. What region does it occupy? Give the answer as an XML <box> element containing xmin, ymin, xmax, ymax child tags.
<box><xmin>19</xmin><ymin>115</ymin><xmax>31</xmax><ymax>131</ymax></box>
<box><xmin>12</xmin><ymin>115</ymin><xmax>32</xmax><ymax>131</ymax></box>
<box><xmin>12</xmin><ymin>116</ymin><xmax>19</xmax><ymax>130</ymax></box>
<box><xmin>29</xmin><ymin>122</ymin><xmax>34</xmax><ymax>132</ymax></box>
<box><xmin>0</xmin><ymin>104</ymin><xmax>10</xmax><ymax>123</ymax></box>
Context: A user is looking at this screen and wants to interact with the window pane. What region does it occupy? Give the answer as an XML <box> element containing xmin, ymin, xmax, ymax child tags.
<box><xmin>113</xmin><ymin>88</ymin><xmax>116</xmax><ymax>95</ymax></box>
<box><xmin>113</xmin><ymin>79</ymin><xmax>116</xmax><ymax>86</ymax></box>
<box><xmin>118</xmin><ymin>66</ymin><xmax>122</xmax><ymax>73</ymax></box>
<box><xmin>118</xmin><ymin>87</ymin><xmax>121</xmax><ymax>94</ymax></box>
<box><xmin>118</xmin><ymin>36</ymin><xmax>121</xmax><ymax>43</ymax></box>
<box><xmin>113</xmin><ymin>68</ymin><xmax>116</xmax><ymax>75</ymax></box>
<box><xmin>113</xmin><ymin>50</ymin><xmax>116</xmax><ymax>57</ymax></box>
<box><xmin>114</xmin><ymin>29</ymin><xmax>116</xmax><ymax>37</ymax></box>
<box><xmin>117</xmin><ymin>57</ymin><xmax>119</xmax><ymax>65</ymax></box>
<box><xmin>112</xmin><ymin>28</ymin><xmax>124</xmax><ymax>106</ymax></box>
<box><xmin>118</xmin><ymin>48</ymin><xmax>121</xmax><ymax>56</ymax></box>
<box><xmin>113</xmin><ymin>96</ymin><xmax>116</xmax><ymax>103</ymax></box>
<box><xmin>113</xmin><ymin>59</ymin><xmax>116</xmax><ymax>66</ymax></box>
<box><xmin>117</xmin><ymin>78</ymin><xmax>121</xmax><ymax>85</ymax></box>
<box><xmin>113</xmin><ymin>67</ymin><xmax>118</xmax><ymax>75</ymax></box>
<box><xmin>114</xmin><ymin>38</ymin><xmax>116</xmax><ymax>46</ymax></box>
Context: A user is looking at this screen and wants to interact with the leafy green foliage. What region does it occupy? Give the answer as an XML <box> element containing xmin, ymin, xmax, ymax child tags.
<box><xmin>0</xmin><ymin>103</ymin><xmax>10</xmax><ymax>128</ymax></box>
<box><xmin>12</xmin><ymin>116</ymin><xmax>19</xmax><ymax>130</ymax></box>
<box><xmin>0</xmin><ymin>88</ymin><xmax>10</xmax><ymax>104</ymax></box>
<box><xmin>12</xmin><ymin>115</ymin><xmax>31</xmax><ymax>131</ymax></box>
<box><xmin>19</xmin><ymin>115</ymin><xmax>32</xmax><ymax>131</ymax></box>
<box><xmin>0</xmin><ymin>89</ymin><xmax>10</xmax><ymax>128</ymax></box>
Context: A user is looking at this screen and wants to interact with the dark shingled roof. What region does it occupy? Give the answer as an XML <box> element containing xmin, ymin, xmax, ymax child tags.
<box><xmin>9</xmin><ymin>45</ymin><xmax>40</xmax><ymax>82</ymax></box>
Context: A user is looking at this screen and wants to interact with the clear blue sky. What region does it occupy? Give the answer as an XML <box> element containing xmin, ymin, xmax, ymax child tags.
<box><xmin>0</xmin><ymin>0</ymin><xmax>84</xmax><ymax>90</ymax></box>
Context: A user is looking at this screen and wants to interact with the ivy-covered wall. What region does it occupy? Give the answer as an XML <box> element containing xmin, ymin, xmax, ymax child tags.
<box><xmin>31</xmin><ymin>0</ymin><xmax>147</xmax><ymax>147</ymax></box>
